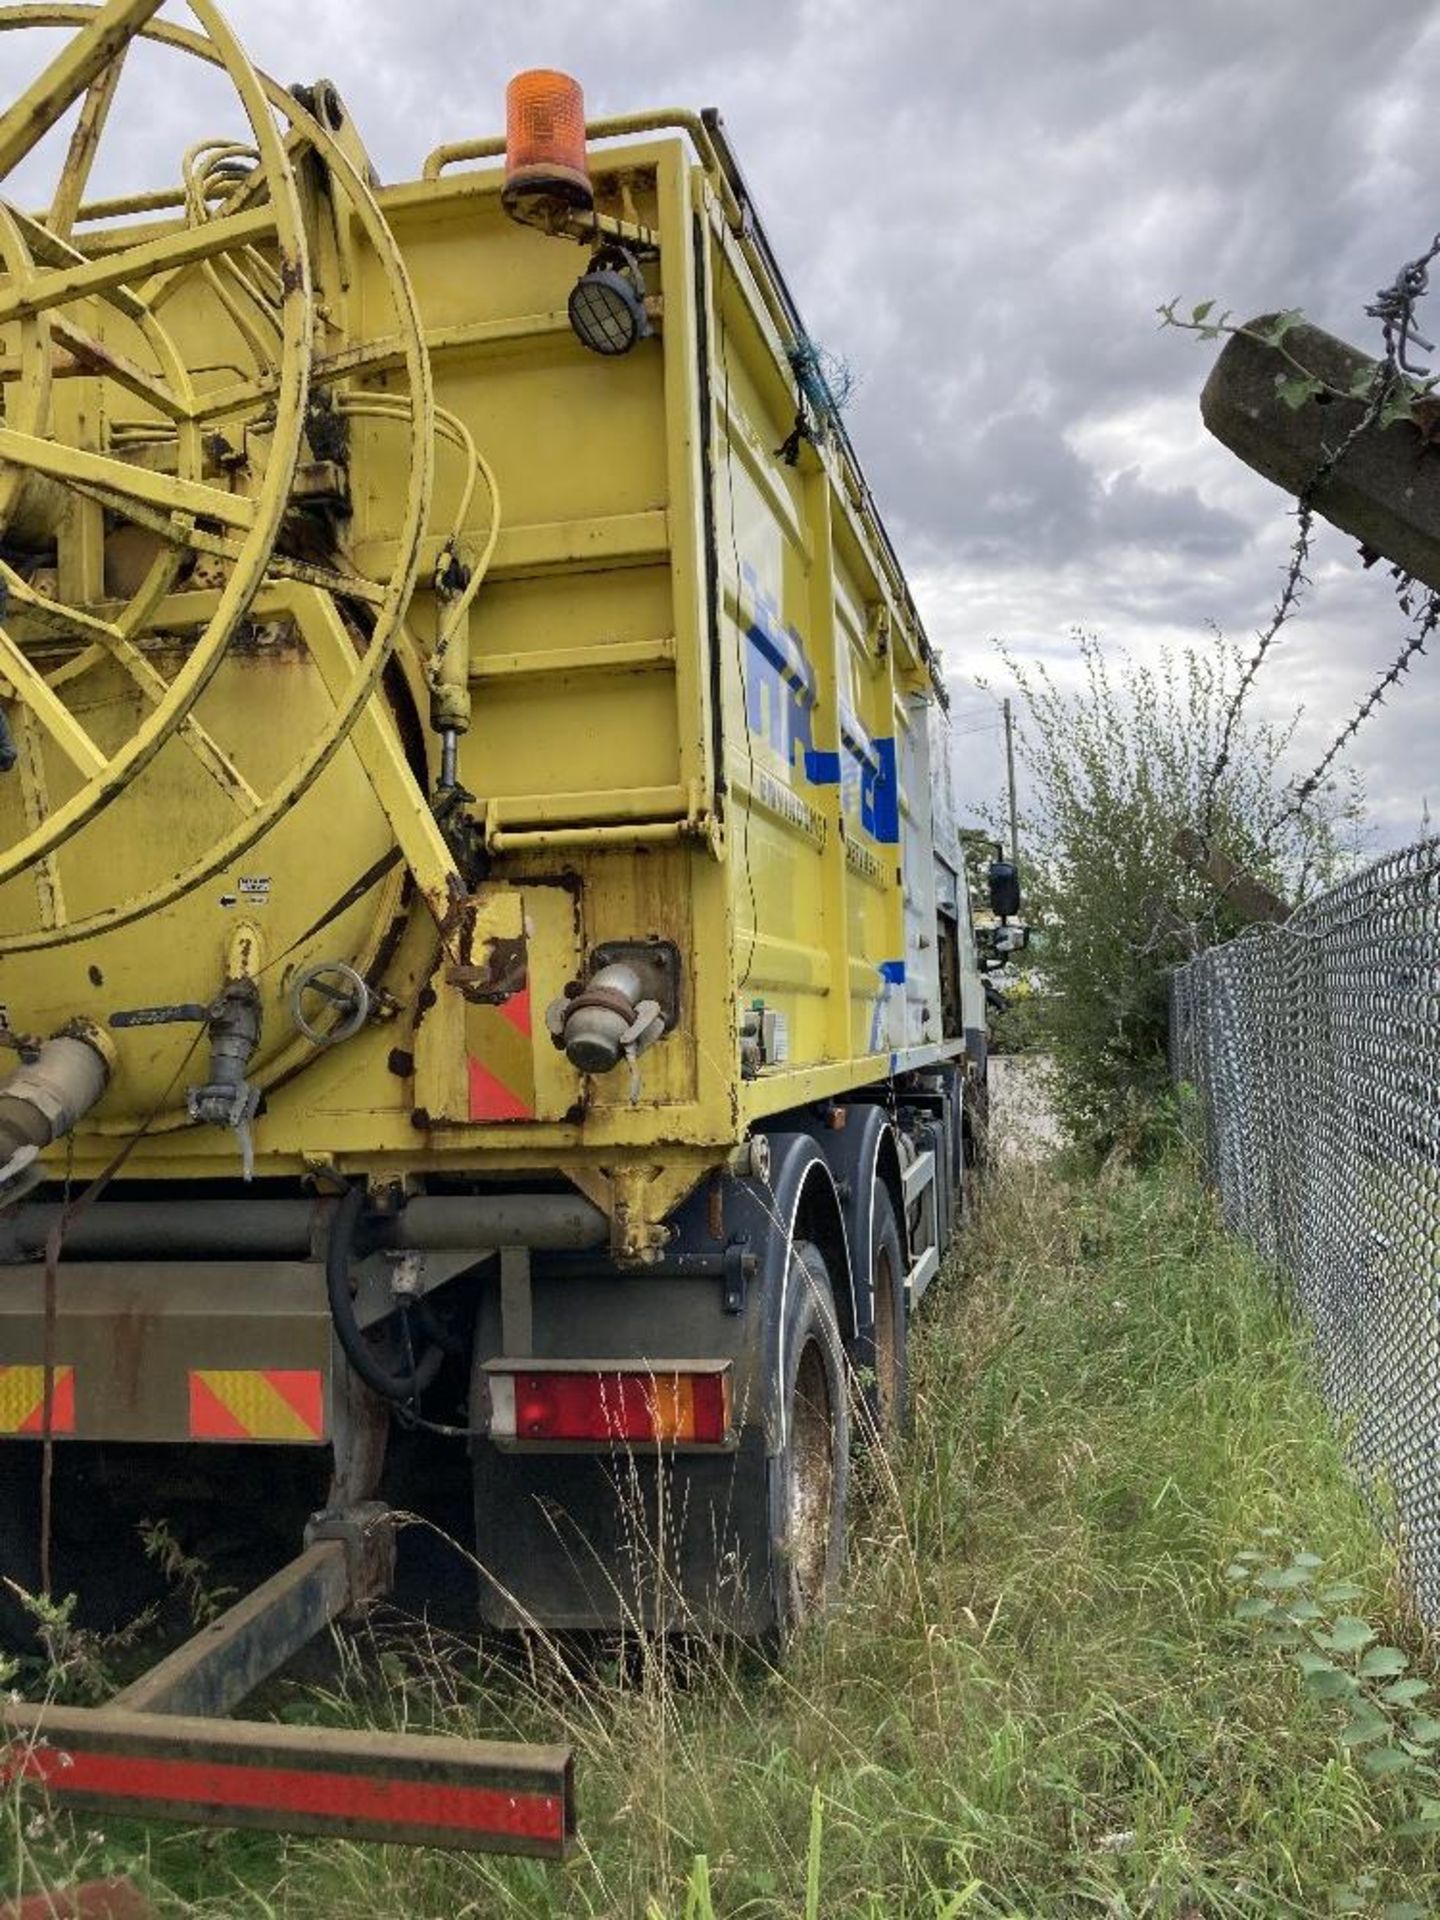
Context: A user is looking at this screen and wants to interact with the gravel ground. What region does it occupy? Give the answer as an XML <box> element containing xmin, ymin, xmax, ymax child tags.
<box><xmin>987</xmin><ymin>1054</ymin><xmax>1062</xmax><ymax>1159</ymax></box>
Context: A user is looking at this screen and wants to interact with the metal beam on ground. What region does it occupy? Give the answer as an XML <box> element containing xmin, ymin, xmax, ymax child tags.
<box><xmin>108</xmin><ymin>1536</ymin><xmax>374</xmax><ymax>1720</ymax></box>
<box><xmin>1</xmin><ymin>1703</ymin><xmax>575</xmax><ymax>1857</ymax></box>
<box><xmin>0</xmin><ymin>1504</ymin><xmax>577</xmax><ymax>1858</ymax></box>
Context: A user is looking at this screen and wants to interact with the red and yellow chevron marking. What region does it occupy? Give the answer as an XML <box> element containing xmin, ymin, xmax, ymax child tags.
<box><xmin>467</xmin><ymin>983</ymin><xmax>537</xmax><ymax>1122</ymax></box>
<box><xmin>0</xmin><ymin>1365</ymin><xmax>75</xmax><ymax>1436</ymax></box>
<box><xmin>188</xmin><ymin>1370</ymin><xmax>325</xmax><ymax>1443</ymax></box>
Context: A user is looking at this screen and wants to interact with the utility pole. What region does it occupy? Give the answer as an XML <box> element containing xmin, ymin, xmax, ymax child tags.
<box><xmin>1001</xmin><ymin>696</ymin><xmax>1019</xmax><ymax>866</ymax></box>
<box><xmin>1171</xmin><ymin>828</ymin><xmax>1291</xmax><ymax>927</ymax></box>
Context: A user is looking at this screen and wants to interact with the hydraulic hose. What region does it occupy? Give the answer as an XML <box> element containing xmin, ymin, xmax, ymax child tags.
<box><xmin>326</xmin><ymin>1182</ymin><xmax>445</xmax><ymax>1404</ymax></box>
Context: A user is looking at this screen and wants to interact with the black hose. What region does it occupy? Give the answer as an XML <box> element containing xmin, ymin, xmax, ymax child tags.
<box><xmin>325</xmin><ymin>1182</ymin><xmax>444</xmax><ymax>1403</ymax></box>
<box><xmin>411</xmin><ymin>1291</ymin><xmax>467</xmax><ymax>1356</ymax></box>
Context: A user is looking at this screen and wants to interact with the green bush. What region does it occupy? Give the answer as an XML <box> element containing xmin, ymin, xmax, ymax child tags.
<box><xmin>994</xmin><ymin>632</ymin><xmax>1362</xmax><ymax>1155</ymax></box>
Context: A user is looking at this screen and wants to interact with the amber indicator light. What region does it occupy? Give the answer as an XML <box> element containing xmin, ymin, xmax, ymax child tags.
<box><xmin>504</xmin><ymin>70</ymin><xmax>591</xmax><ymax>209</ymax></box>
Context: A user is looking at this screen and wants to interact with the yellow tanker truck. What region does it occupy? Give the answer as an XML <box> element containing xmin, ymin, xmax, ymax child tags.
<box><xmin>0</xmin><ymin>0</ymin><xmax>1000</xmax><ymax>1855</ymax></box>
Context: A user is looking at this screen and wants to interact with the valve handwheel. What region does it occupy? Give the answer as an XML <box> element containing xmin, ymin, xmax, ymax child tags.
<box><xmin>290</xmin><ymin>962</ymin><xmax>373</xmax><ymax>1049</ymax></box>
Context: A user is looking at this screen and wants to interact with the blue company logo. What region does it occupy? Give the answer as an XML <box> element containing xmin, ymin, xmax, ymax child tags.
<box><xmin>741</xmin><ymin>572</ymin><xmax>898</xmax><ymax>845</ymax></box>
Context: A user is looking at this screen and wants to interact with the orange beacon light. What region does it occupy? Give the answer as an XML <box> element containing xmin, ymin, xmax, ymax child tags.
<box><xmin>503</xmin><ymin>70</ymin><xmax>593</xmax><ymax>218</ymax></box>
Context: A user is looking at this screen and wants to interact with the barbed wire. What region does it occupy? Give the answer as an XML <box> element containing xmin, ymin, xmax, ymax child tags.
<box><xmin>1197</xmin><ymin>226</ymin><xmax>1440</xmax><ymax>835</ymax></box>
<box><xmin>1265</xmin><ymin>578</ymin><xmax>1439</xmax><ymax>845</ymax></box>
<box><xmin>1366</xmin><ymin>230</ymin><xmax>1440</xmax><ymax>375</ymax></box>
<box><xmin>1200</xmin><ymin>384</ymin><xmax>1394</xmax><ymax>835</ymax></box>
<box><xmin>1189</xmin><ymin>567</ymin><xmax>1435</xmax><ymax>943</ymax></box>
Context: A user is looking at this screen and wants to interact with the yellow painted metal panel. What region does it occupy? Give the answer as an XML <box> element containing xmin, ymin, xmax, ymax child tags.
<box><xmin>2</xmin><ymin>117</ymin><xmax>950</xmax><ymax>1227</ymax></box>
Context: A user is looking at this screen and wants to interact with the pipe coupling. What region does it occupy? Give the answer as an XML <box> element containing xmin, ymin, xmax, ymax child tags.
<box><xmin>0</xmin><ymin>1023</ymin><xmax>113</xmax><ymax>1201</ymax></box>
<box><xmin>545</xmin><ymin>962</ymin><xmax>665</xmax><ymax>1076</ymax></box>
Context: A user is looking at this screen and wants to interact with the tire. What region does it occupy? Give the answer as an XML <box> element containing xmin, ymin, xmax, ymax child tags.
<box><xmin>867</xmin><ymin>1181</ymin><xmax>909</xmax><ymax>1441</ymax></box>
<box><xmin>947</xmin><ymin>1072</ymin><xmax>966</xmax><ymax>1195</ymax></box>
<box><xmin>947</xmin><ymin>1068</ymin><xmax>979</xmax><ymax>1227</ymax></box>
<box><xmin>769</xmin><ymin>1239</ymin><xmax>849</xmax><ymax>1634</ymax></box>
<box><xmin>940</xmin><ymin>1066</ymin><xmax>966</xmax><ymax>1219</ymax></box>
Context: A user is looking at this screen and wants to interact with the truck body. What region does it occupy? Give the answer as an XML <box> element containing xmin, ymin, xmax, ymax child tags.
<box><xmin>0</xmin><ymin>21</ymin><xmax>988</xmax><ymax>1651</ymax></box>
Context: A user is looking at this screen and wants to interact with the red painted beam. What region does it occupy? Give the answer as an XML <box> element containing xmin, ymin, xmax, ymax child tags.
<box><xmin>2</xmin><ymin>1702</ymin><xmax>574</xmax><ymax>1858</ymax></box>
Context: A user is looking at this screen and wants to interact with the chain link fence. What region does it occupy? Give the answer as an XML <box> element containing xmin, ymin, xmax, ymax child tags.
<box><xmin>1172</xmin><ymin>836</ymin><xmax>1440</xmax><ymax>1616</ymax></box>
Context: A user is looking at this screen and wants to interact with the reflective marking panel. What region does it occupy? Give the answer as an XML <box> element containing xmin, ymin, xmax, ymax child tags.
<box><xmin>2</xmin><ymin>1701</ymin><xmax>575</xmax><ymax>1858</ymax></box>
<box><xmin>13</xmin><ymin>1745</ymin><xmax>567</xmax><ymax>1847</ymax></box>
<box><xmin>466</xmin><ymin>983</ymin><xmax>537</xmax><ymax>1122</ymax></box>
<box><xmin>0</xmin><ymin>1365</ymin><xmax>74</xmax><ymax>1436</ymax></box>
<box><xmin>188</xmin><ymin>1370</ymin><xmax>325</xmax><ymax>1443</ymax></box>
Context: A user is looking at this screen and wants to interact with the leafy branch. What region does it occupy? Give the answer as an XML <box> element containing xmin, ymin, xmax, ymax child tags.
<box><xmin>1157</xmin><ymin>300</ymin><xmax>1432</xmax><ymax>428</ymax></box>
<box><xmin>1231</xmin><ymin>1542</ymin><xmax>1440</xmax><ymax>1917</ymax></box>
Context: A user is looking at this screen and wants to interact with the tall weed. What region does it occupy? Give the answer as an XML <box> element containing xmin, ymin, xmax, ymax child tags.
<box><xmin>10</xmin><ymin>1151</ymin><xmax>1431</xmax><ymax>1916</ymax></box>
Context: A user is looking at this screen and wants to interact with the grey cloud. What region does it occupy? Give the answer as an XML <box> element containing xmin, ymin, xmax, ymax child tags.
<box><xmin>896</xmin><ymin>411</ymin><xmax>1249</xmax><ymax>568</ymax></box>
<box><xmin>0</xmin><ymin>0</ymin><xmax>1433</xmax><ymax>843</ymax></box>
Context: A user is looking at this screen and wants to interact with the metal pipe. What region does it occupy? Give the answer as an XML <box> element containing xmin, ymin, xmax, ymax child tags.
<box><xmin>487</xmin><ymin>819</ymin><xmax>691</xmax><ymax>853</ymax></box>
<box><xmin>380</xmin><ymin>1195</ymin><xmax>609</xmax><ymax>1253</ymax></box>
<box><xmin>0</xmin><ymin>1193</ymin><xmax>609</xmax><ymax>1264</ymax></box>
<box><xmin>422</xmin><ymin>113</ymin><xmax>745</xmax><ymax>230</ymax></box>
<box><xmin>0</xmin><ymin>1198</ymin><xmax>315</xmax><ymax>1263</ymax></box>
<box><xmin>0</xmin><ymin>1026</ymin><xmax>112</xmax><ymax>1202</ymax></box>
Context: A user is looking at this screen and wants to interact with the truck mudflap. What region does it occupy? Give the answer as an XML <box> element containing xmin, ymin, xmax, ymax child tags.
<box><xmin>470</xmin><ymin>1134</ymin><xmax>850</xmax><ymax>1635</ymax></box>
<box><xmin>0</xmin><ymin>1504</ymin><xmax>575</xmax><ymax>1860</ymax></box>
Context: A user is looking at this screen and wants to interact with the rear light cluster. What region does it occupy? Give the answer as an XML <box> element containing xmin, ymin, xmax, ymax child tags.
<box><xmin>486</xmin><ymin>1364</ymin><xmax>731</xmax><ymax>1445</ymax></box>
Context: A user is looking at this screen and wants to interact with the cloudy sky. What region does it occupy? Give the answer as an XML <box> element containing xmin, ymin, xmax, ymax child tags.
<box><xmin>5</xmin><ymin>0</ymin><xmax>1438</xmax><ymax>850</ymax></box>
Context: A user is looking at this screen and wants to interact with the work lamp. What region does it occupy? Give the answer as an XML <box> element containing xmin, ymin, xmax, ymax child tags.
<box><xmin>568</xmin><ymin>245</ymin><xmax>651</xmax><ymax>356</ymax></box>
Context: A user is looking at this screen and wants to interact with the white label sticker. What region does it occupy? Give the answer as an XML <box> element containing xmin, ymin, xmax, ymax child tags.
<box><xmin>237</xmin><ymin>876</ymin><xmax>271</xmax><ymax>904</ymax></box>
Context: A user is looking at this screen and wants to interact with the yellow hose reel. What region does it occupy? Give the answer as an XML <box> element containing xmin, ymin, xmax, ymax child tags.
<box><xmin>0</xmin><ymin>0</ymin><xmax>441</xmax><ymax>956</ymax></box>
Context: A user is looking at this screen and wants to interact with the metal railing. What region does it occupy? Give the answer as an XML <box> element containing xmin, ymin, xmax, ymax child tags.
<box><xmin>1172</xmin><ymin>835</ymin><xmax>1440</xmax><ymax>1615</ymax></box>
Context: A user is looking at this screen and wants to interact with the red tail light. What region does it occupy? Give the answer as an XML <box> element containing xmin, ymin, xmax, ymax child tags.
<box><xmin>485</xmin><ymin>1364</ymin><xmax>731</xmax><ymax>1445</ymax></box>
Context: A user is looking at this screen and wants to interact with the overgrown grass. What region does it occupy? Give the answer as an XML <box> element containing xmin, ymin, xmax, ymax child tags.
<box><xmin>7</xmin><ymin>1143</ymin><xmax>1434</xmax><ymax>1916</ymax></box>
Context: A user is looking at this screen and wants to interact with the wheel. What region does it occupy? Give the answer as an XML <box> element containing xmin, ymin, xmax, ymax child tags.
<box><xmin>770</xmin><ymin>1239</ymin><xmax>848</xmax><ymax>1632</ymax></box>
<box><xmin>936</xmin><ymin>1066</ymin><xmax>962</xmax><ymax>1208</ymax></box>
<box><xmin>866</xmin><ymin>1180</ymin><xmax>909</xmax><ymax>1441</ymax></box>
<box><xmin>967</xmin><ymin>1062</ymin><xmax>991</xmax><ymax>1178</ymax></box>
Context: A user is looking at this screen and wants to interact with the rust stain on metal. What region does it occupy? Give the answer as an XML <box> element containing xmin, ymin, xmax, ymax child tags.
<box><xmin>446</xmin><ymin>935</ymin><xmax>527</xmax><ymax>1005</ymax></box>
<box><xmin>434</xmin><ymin>880</ymin><xmax>475</xmax><ymax>966</ymax></box>
<box><xmin>111</xmin><ymin>1304</ymin><xmax>148</xmax><ymax>1422</ymax></box>
<box><xmin>707</xmin><ymin>1170</ymin><xmax>724</xmax><ymax>1241</ymax></box>
<box><xmin>58</xmin><ymin>333</ymin><xmax>117</xmax><ymax>378</ymax></box>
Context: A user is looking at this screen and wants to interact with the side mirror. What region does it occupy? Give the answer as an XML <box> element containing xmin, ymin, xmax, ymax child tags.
<box><xmin>987</xmin><ymin>858</ymin><xmax>1021</xmax><ymax>920</ymax></box>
